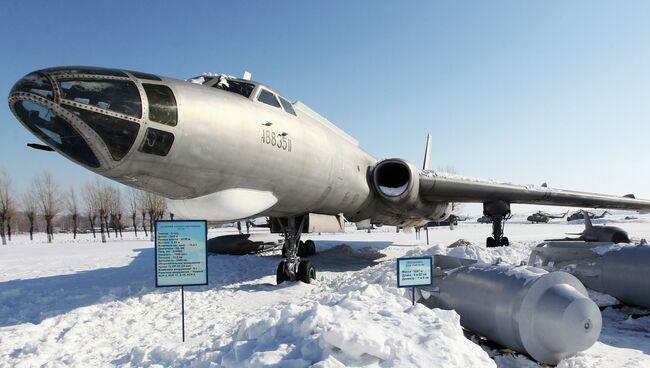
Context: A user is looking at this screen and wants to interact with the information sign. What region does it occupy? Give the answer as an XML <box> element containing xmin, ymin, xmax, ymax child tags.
<box><xmin>155</xmin><ymin>220</ymin><xmax>208</xmax><ymax>287</ymax></box>
<box><xmin>396</xmin><ymin>256</ymin><xmax>433</xmax><ymax>288</ymax></box>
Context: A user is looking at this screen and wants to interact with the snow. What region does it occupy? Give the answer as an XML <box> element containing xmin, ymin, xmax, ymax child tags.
<box><xmin>1</xmin><ymin>218</ymin><xmax>649</xmax><ymax>367</ymax></box>
<box><xmin>378</xmin><ymin>184</ymin><xmax>407</xmax><ymax>196</ymax></box>
<box><xmin>591</xmin><ymin>243</ymin><xmax>639</xmax><ymax>256</ymax></box>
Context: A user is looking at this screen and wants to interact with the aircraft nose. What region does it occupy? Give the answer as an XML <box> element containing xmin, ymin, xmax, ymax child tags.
<box><xmin>8</xmin><ymin>67</ymin><xmax>143</xmax><ymax>169</ymax></box>
<box><xmin>9</xmin><ymin>71</ymin><xmax>55</xmax><ymax>100</ymax></box>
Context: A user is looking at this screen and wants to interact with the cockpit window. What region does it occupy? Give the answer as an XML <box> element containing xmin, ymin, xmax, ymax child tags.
<box><xmin>258</xmin><ymin>89</ymin><xmax>281</xmax><ymax>108</ymax></box>
<box><xmin>12</xmin><ymin>100</ymin><xmax>100</xmax><ymax>168</ymax></box>
<box><xmin>60</xmin><ymin>79</ymin><xmax>142</xmax><ymax>118</ymax></box>
<box><xmin>212</xmin><ymin>78</ymin><xmax>255</xmax><ymax>98</ymax></box>
<box><xmin>67</xmin><ymin>106</ymin><xmax>140</xmax><ymax>161</ymax></box>
<box><xmin>143</xmin><ymin>84</ymin><xmax>178</xmax><ymax>126</ymax></box>
<box><xmin>127</xmin><ymin>70</ymin><xmax>162</xmax><ymax>81</ymax></box>
<box><xmin>42</xmin><ymin>66</ymin><xmax>128</xmax><ymax>77</ymax></box>
<box><xmin>139</xmin><ymin>128</ymin><xmax>174</xmax><ymax>156</ymax></box>
<box><xmin>279</xmin><ymin>97</ymin><xmax>296</xmax><ymax>116</ymax></box>
<box><xmin>10</xmin><ymin>72</ymin><xmax>54</xmax><ymax>100</ymax></box>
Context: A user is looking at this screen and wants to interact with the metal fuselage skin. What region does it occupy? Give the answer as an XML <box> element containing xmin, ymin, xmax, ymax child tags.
<box><xmin>9</xmin><ymin>67</ymin><xmax>434</xmax><ymax>225</ymax></box>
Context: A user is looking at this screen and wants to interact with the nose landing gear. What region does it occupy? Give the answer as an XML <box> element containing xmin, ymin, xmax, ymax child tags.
<box><xmin>276</xmin><ymin>216</ymin><xmax>317</xmax><ymax>284</ymax></box>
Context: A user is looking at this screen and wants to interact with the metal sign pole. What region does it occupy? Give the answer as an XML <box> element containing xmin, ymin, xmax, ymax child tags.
<box><xmin>426</xmin><ymin>227</ymin><xmax>429</xmax><ymax>245</ymax></box>
<box><xmin>412</xmin><ymin>287</ymin><xmax>415</xmax><ymax>306</ymax></box>
<box><xmin>181</xmin><ymin>286</ymin><xmax>185</xmax><ymax>342</ymax></box>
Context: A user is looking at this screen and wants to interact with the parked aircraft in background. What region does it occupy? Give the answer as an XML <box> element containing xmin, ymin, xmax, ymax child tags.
<box><xmin>567</xmin><ymin>210</ymin><xmax>609</xmax><ymax>222</ymax></box>
<box><xmin>548</xmin><ymin>212</ymin><xmax>630</xmax><ymax>243</ymax></box>
<box><xmin>527</xmin><ymin>210</ymin><xmax>568</xmax><ymax>224</ymax></box>
<box><xmin>9</xmin><ymin>66</ymin><xmax>650</xmax><ymax>283</ymax></box>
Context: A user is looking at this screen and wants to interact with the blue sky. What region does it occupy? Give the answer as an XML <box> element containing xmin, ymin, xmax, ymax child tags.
<box><xmin>1</xmin><ymin>1</ymin><xmax>649</xmax><ymax>214</ymax></box>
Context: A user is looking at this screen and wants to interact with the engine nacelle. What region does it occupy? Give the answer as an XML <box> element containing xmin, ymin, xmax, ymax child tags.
<box><xmin>372</xmin><ymin>158</ymin><xmax>421</xmax><ymax>208</ymax></box>
<box><xmin>371</xmin><ymin>158</ymin><xmax>451</xmax><ymax>223</ymax></box>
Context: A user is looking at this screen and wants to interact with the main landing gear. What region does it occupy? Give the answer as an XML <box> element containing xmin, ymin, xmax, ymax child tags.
<box><xmin>483</xmin><ymin>200</ymin><xmax>512</xmax><ymax>247</ymax></box>
<box><xmin>276</xmin><ymin>216</ymin><xmax>317</xmax><ymax>284</ymax></box>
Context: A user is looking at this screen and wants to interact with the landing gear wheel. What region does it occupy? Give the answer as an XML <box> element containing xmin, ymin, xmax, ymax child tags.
<box><xmin>297</xmin><ymin>240</ymin><xmax>308</xmax><ymax>257</ymax></box>
<box><xmin>501</xmin><ymin>237</ymin><xmax>510</xmax><ymax>247</ymax></box>
<box><xmin>304</xmin><ymin>240</ymin><xmax>316</xmax><ymax>256</ymax></box>
<box><xmin>297</xmin><ymin>260</ymin><xmax>316</xmax><ymax>284</ymax></box>
<box><xmin>276</xmin><ymin>261</ymin><xmax>286</xmax><ymax>284</ymax></box>
<box><xmin>486</xmin><ymin>237</ymin><xmax>497</xmax><ymax>248</ymax></box>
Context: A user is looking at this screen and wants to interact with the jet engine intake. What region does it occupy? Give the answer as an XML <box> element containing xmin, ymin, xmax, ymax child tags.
<box><xmin>371</xmin><ymin>158</ymin><xmax>452</xmax><ymax>223</ymax></box>
<box><xmin>372</xmin><ymin>158</ymin><xmax>420</xmax><ymax>207</ymax></box>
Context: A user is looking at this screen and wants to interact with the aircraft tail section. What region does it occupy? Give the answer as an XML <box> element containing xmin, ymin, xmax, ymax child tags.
<box><xmin>583</xmin><ymin>211</ymin><xmax>593</xmax><ymax>229</ymax></box>
<box><xmin>422</xmin><ymin>134</ymin><xmax>432</xmax><ymax>170</ymax></box>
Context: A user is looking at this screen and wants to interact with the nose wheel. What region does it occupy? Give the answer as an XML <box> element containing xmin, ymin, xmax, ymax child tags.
<box><xmin>276</xmin><ymin>216</ymin><xmax>317</xmax><ymax>284</ymax></box>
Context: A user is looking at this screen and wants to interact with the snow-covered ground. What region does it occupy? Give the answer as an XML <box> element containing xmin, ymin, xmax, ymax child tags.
<box><xmin>1</xmin><ymin>217</ymin><xmax>649</xmax><ymax>367</ymax></box>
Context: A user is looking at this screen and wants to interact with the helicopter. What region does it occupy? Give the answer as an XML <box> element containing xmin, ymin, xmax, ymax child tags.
<box><xmin>527</xmin><ymin>210</ymin><xmax>569</xmax><ymax>224</ymax></box>
<box><xmin>566</xmin><ymin>210</ymin><xmax>609</xmax><ymax>222</ymax></box>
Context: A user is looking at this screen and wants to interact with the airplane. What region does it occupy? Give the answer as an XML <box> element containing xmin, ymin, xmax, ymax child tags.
<box><xmin>424</xmin><ymin>214</ymin><xmax>468</xmax><ymax>227</ymax></box>
<box><xmin>9</xmin><ymin>66</ymin><xmax>650</xmax><ymax>284</ymax></box>
<box><xmin>476</xmin><ymin>215</ymin><xmax>493</xmax><ymax>224</ymax></box>
<box><xmin>566</xmin><ymin>210</ymin><xmax>609</xmax><ymax>222</ymax></box>
<box><xmin>526</xmin><ymin>210</ymin><xmax>568</xmax><ymax>224</ymax></box>
<box><xmin>547</xmin><ymin>212</ymin><xmax>630</xmax><ymax>243</ymax></box>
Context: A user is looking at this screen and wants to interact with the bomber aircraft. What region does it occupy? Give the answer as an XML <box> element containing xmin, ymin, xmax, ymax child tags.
<box><xmin>9</xmin><ymin>66</ymin><xmax>650</xmax><ymax>284</ymax></box>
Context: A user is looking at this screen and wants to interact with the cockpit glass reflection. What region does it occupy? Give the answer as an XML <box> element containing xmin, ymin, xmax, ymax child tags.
<box><xmin>67</xmin><ymin>106</ymin><xmax>140</xmax><ymax>161</ymax></box>
<box><xmin>12</xmin><ymin>100</ymin><xmax>100</xmax><ymax>168</ymax></box>
<box><xmin>10</xmin><ymin>72</ymin><xmax>54</xmax><ymax>100</ymax></box>
<box><xmin>60</xmin><ymin>79</ymin><xmax>142</xmax><ymax>118</ymax></box>
<box><xmin>143</xmin><ymin>84</ymin><xmax>177</xmax><ymax>126</ymax></box>
<box><xmin>139</xmin><ymin>128</ymin><xmax>174</xmax><ymax>156</ymax></box>
<box><xmin>42</xmin><ymin>66</ymin><xmax>128</xmax><ymax>77</ymax></box>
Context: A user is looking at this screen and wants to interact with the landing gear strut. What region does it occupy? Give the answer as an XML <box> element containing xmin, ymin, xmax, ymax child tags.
<box><xmin>483</xmin><ymin>200</ymin><xmax>512</xmax><ymax>247</ymax></box>
<box><xmin>276</xmin><ymin>216</ymin><xmax>316</xmax><ymax>284</ymax></box>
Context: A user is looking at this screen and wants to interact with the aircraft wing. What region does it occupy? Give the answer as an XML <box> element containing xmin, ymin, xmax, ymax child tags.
<box><xmin>418</xmin><ymin>170</ymin><xmax>650</xmax><ymax>210</ymax></box>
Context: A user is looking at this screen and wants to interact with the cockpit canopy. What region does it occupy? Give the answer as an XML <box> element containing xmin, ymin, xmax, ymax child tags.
<box><xmin>190</xmin><ymin>73</ymin><xmax>296</xmax><ymax>116</ymax></box>
<box><xmin>8</xmin><ymin>66</ymin><xmax>178</xmax><ymax>169</ymax></box>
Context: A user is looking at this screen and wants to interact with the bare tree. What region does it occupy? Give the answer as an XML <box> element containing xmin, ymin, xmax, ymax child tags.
<box><xmin>142</xmin><ymin>191</ymin><xmax>167</xmax><ymax>240</ymax></box>
<box><xmin>65</xmin><ymin>186</ymin><xmax>80</xmax><ymax>239</ymax></box>
<box><xmin>0</xmin><ymin>169</ymin><xmax>14</xmax><ymax>245</ymax></box>
<box><xmin>108</xmin><ymin>186</ymin><xmax>123</xmax><ymax>238</ymax></box>
<box><xmin>127</xmin><ymin>188</ymin><xmax>140</xmax><ymax>237</ymax></box>
<box><xmin>138</xmin><ymin>192</ymin><xmax>149</xmax><ymax>238</ymax></box>
<box><xmin>34</xmin><ymin>172</ymin><xmax>60</xmax><ymax>243</ymax></box>
<box><xmin>83</xmin><ymin>182</ymin><xmax>99</xmax><ymax>239</ymax></box>
<box><xmin>22</xmin><ymin>190</ymin><xmax>38</xmax><ymax>241</ymax></box>
<box><xmin>89</xmin><ymin>179</ymin><xmax>113</xmax><ymax>243</ymax></box>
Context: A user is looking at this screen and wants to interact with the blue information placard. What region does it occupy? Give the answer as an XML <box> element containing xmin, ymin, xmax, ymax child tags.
<box><xmin>396</xmin><ymin>256</ymin><xmax>433</xmax><ymax>288</ymax></box>
<box><xmin>155</xmin><ymin>220</ymin><xmax>208</xmax><ymax>287</ymax></box>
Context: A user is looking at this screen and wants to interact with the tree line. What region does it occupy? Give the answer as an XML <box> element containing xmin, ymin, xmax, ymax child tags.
<box><xmin>0</xmin><ymin>169</ymin><xmax>169</xmax><ymax>244</ymax></box>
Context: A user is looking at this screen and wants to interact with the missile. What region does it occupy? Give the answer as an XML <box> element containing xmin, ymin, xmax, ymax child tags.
<box><xmin>418</xmin><ymin>255</ymin><xmax>601</xmax><ymax>365</ymax></box>
<box><xmin>529</xmin><ymin>241</ymin><xmax>650</xmax><ymax>308</ymax></box>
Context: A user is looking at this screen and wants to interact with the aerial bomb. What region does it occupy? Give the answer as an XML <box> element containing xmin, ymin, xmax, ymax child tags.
<box><xmin>207</xmin><ymin>233</ymin><xmax>282</xmax><ymax>255</ymax></box>
<box><xmin>418</xmin><ymin>255</ymin><xmax>601</xmax><ymax>365</ymax></box>
<box><xmin>529</xmin><ymin>241</ymin><xmax>650</xmax><ymax>308</ymax></box>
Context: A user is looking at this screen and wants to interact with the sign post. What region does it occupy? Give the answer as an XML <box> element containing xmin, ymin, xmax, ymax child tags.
<box><xmin>396</xmin><ymin>256</ymin><xmax>433</xmax><ymax>305</ymax></box>
<box><xmin>155</xmin><ymin>220</ymin><xmax>208</xmax><ymax>342</ymax></box>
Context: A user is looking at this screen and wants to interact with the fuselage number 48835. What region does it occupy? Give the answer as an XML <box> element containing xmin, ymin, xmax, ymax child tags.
<box><xmin>261</xmin><ymin>129</ymin><xmax>292</xmax><ymax>152</ymax></box>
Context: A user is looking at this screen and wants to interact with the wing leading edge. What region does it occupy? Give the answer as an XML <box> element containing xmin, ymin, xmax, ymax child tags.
<box><xmin>419</xmin><ymin>170</ymin><xmax>650</xmax><ymax>210</ymax></box>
